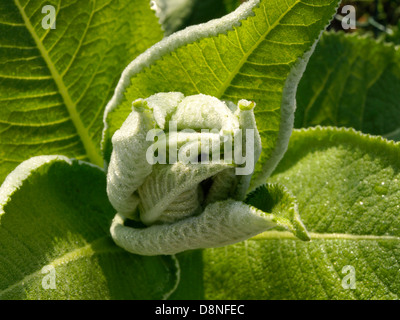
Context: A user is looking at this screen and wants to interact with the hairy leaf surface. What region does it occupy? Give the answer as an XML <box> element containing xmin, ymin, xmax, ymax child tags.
<box><xmin>103</xmin><ymin>0</ymin><xmax>339</xmax><ymax>189</ymax></box>
<box><xmin>203</xmin><ymin>127</ymin><xmax>400</xmax><ymax>299</ymax></box>
<box><xmin>0</xmin><ymin>0</ymin><xmax>163</xmax><ymax>183</ymax></box>
<box><xmin>0</xmin><ymin>156</ymin><xmax>178</xmax><ymax>299</ymax></box>
<box><xmin>296</xmin><ymin>32</ymin><xmax>400</xmax><ymax>141</ymax></box>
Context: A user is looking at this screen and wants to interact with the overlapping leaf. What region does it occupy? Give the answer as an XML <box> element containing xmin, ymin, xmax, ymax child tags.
<box><xmin>296</xmin><ymin>32</ymin><xmax>400</xmax><ymax>141</ymax></box>
<box><xmin>0</xmin><ymin>156</ymin><xmax>178</xmax><ymax>299</ymax></box>
<box><xmin>103</xmin><ymin>0</ymin><xmax>340</xmax><ymax>189</ymax></box>
<box><xmin>203</xmin><ymin>127</ymin><xmax>400</xmax><ymax>299</ymax></box>
<box><xmin>0</xmin><ymin>0</ymin><xmax>163</xmax><ymax>184</ymax></box>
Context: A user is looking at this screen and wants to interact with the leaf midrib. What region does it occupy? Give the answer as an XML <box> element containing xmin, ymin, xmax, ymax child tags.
<box><xmin>13</xmin><ymin>0</ymin><xmax>103</xmax><ymax>167</ymax></box>
<box><xmin>252</xmin><ymin>231</ymin><xmax>400</xmax><ymax>241</ymax></box>
<box><xmin>0</xmin><ymin>236</ymin><xmax>121</xmax><ymax>298</ymax></box>
<box><xmin>216</xmin><ymin>0</ymin><xmax>300</xmax><ymax>99</ymax></box>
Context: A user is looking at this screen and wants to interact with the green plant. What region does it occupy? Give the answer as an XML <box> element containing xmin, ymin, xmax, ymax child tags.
<box><xmin>1</xmin><ymin>0</ymin><xmax>399</xmax><ymax>300</ymax></box>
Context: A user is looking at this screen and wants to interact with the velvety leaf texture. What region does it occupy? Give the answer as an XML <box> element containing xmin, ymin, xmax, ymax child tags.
<box><xmin>0</xmin><ymin>0</ymin><xmax>163</xmax><ymax>183</ymax></box>
<box><xmin>0</xmin><ymin>156</ymin><xmax>178</xmax><ymax>300</ymax></box>
<box><xmin>5</xmin><ymin>0</ymin><xmax>395</xmax><ymax>302</ymax></box>
<box><xmin>203</xmin><ymin>127</ymin><xmax>400</xmax><ymax>299</ymax></box>
<box><xmin>103</xmin><ymin>0</ymin><xmax>340</xmax><ymax>188</ymax></box>
<box><xmin>296</xmin><ymin>32</ymin><xmax>400</xmax><ymax>141</ymax></box>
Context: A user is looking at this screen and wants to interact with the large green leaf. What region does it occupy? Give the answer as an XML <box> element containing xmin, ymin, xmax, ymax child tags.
<box><xmin>0</xmin><ymin>156</ymin><xmax>178</xmax><ymax>299</ymax></box>
<box><xmin>102</xmin><ymin>0</ymin><xmax>340</xmax><ymax>189</ymax></box>
<box><xmin>203</xmin><ymin>127</ymin><xmax>400</xmax><ymax>299</ymax></box>
<box><xmin>0</xmin><ymin>0</ymin><xmax>163</xmax><ymax>183</ymax></box>
<box><xmin>296</xmin><ymin>32</ymin><xmax>400</xmax><ymax>141</ymax></box>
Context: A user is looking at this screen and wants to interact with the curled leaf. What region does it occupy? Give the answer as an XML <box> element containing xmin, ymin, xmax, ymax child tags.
<box><xmin>111</xmin><ymin>193</ymin><xmax>308</xmax><ymax>256</ymax></box>
<box><xmin>106</xmin><ymin>92</ymin><xmax>307</xmax><ymax>255</ymax></box>
<box><xmin>107</xmin><ymin>92</ymin><xmax>261</xmax><ymax>226</ymax></box>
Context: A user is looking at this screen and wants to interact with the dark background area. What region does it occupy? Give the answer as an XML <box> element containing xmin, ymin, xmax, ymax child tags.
<box><xmin>330</xmin><ymin>0</ymin><xmax>400</xmax><ymax>43</ymax></box>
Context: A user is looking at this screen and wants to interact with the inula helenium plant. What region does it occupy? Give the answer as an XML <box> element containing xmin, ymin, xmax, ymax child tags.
<box><xmin>107</xmin><ymin>92</ymin><xmax>308</xmax><ymax>255</ymax></box>
<box><xmin>1</xmin><ymin>0</ymin><xmax>400</xmax><ymax>300</ymax></box>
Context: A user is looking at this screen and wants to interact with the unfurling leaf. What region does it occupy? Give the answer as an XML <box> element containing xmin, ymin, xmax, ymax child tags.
<box><xmin>107</xmin><ymin>92</ymin><xmax>308</xmax><ymax>255</ymax></box>
<box><xmin>102</xmin><ymin>0</ymin><xmax>341</xmax><ymax>189</ymax></box>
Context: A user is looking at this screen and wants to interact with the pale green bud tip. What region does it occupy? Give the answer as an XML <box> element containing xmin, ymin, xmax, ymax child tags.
<box><xmin>238</xmin><ymin>99</ymin><xmax>255</xmax><ymax>111</ymax></box>
<box><xmin>132</xmin><ymin>98</ymin><xmax>149</xmax><ymax>112</ymax></box>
